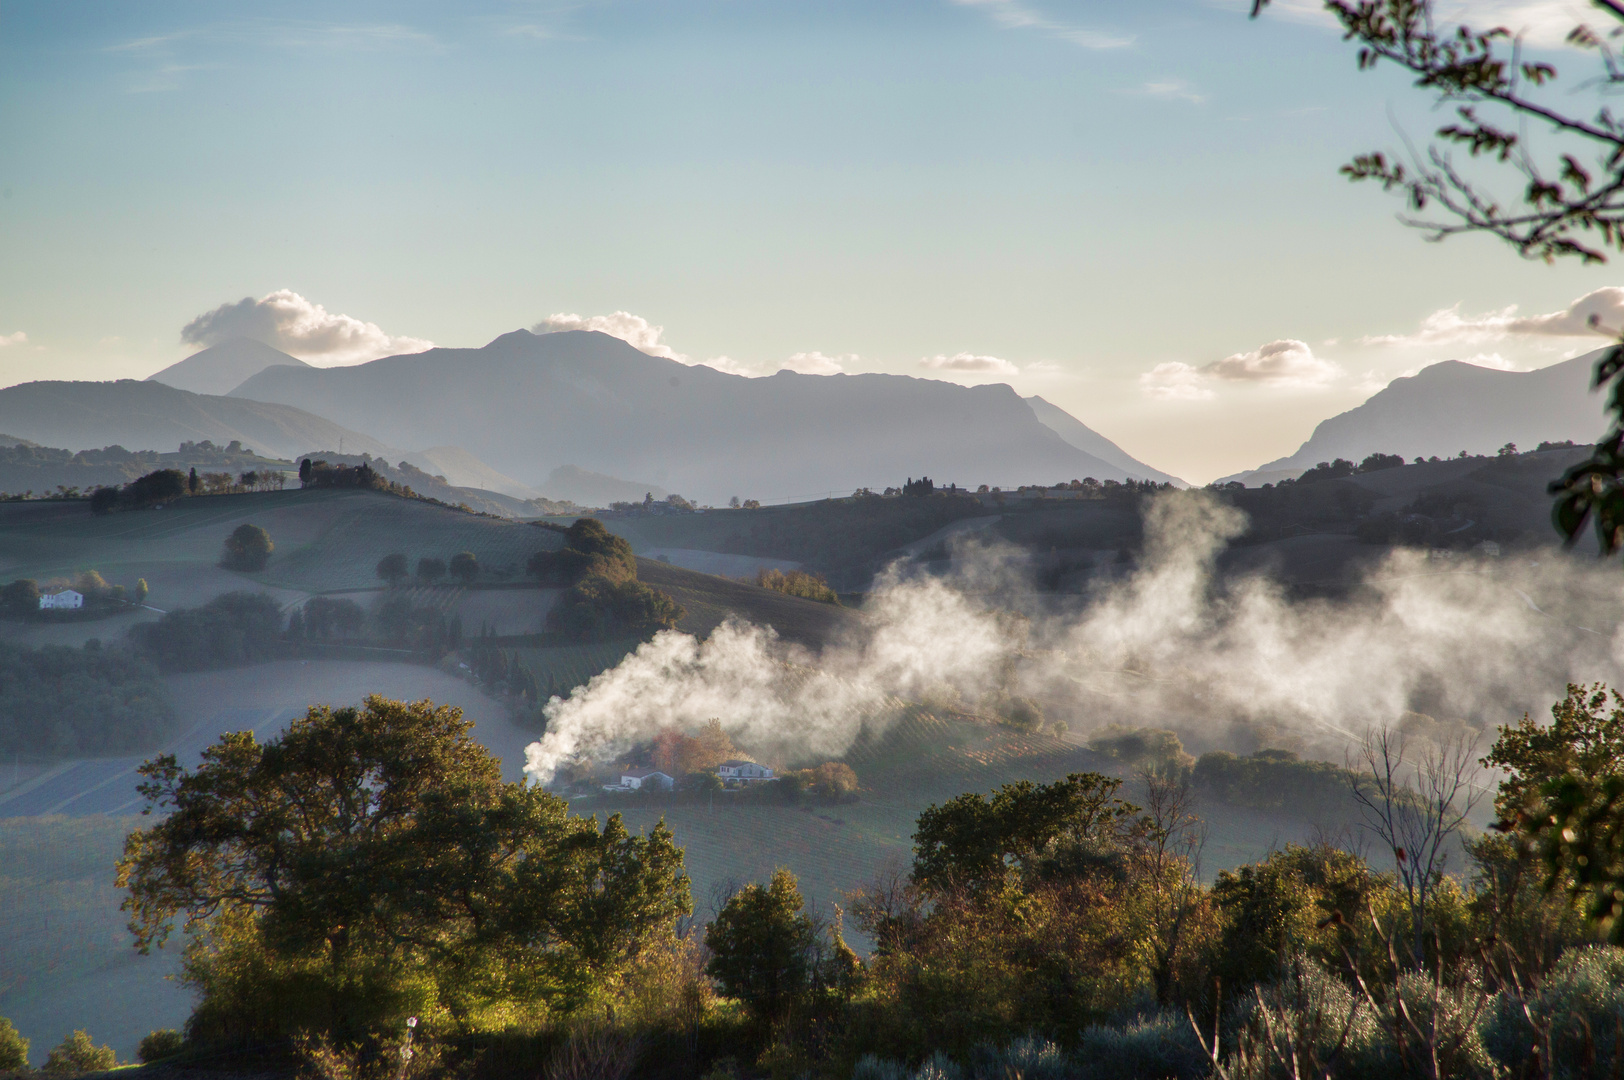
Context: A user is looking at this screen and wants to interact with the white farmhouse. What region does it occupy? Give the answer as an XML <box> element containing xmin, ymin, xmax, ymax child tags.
<box><xmin>39</xmin><ymin>589</ymin><xmax>83</xmax><ymax>610</ymax></box>
<box><xmin>615</xmin><ymin>767</ymin><xmax>674</xmax><ymax>792</ymax></box>
<box><xmin>717</xmin><ymin>759</ymin><xmax>774</xmax><ymax>785</ymax></box>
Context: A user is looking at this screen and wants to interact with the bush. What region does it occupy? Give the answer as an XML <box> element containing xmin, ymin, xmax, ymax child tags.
<box><xmin>137</xmin><ymin>1029</ymin><xmax>184</xmax><ymax>1064</ymax></box>
<box><xmin>41</xmin><ymin>1030</ymin><xmax>114</xmax><ymax>1074</ymax></box>
<box><xmin>449</xmin><ymin>551</ymin><xmax>479</xmax><ymax>585</ymax></box>
<box><xmin>221</xmin><ymin>523</ymin><xmax>273</xmax><ymax>571</ymax></box>
<box><xmin>130</xmin><ymin>591</ymin><xmax>285</xmax><ymax>671</ymax></box>
<box><xmin>1073</xmin><ymin>1011</ymin><xmax>1206</xmax><ymax>1080</ymax></box>
<box><xmin>970</xmin><ymin>1037</ymin><xmax>1068</xmax><ymax>1080</ymax></box>
<box><xmin>1087</xmin><ymin>726</ymin><xmax>1195</xmax><ymax>777</ymax></box>
<box><xmin>754</xmin><ymin>568</ymin><xmax>840</xmax><ymax>605</ymax></box>
<box><xmin>1483</xmin><ymin>946</ymin><xmax>1624</xmax><ymax>1078</ymax></box>
<box><xmin>850</xmin><ymin>1056</ymin><xmax>909</xmax><ymax>1080</ymax></box>
<box><xmin>0</xmin><ymin>1016</ymin><xmax>28</xmax><ymax>1071</ymax></box>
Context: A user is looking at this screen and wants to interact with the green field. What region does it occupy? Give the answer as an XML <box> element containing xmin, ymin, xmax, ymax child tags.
<box><xmin>0</xmin><ymin>488</ymin><xmax>564</xmax><ymax>614</ymax></box>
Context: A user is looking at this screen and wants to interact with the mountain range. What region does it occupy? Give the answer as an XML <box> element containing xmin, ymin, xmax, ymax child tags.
<box><xmin>1220</xmin><ymin>350</ymin><xmax>1611</xmax><ymax>485</ymax></box>
<box><xmin>0</xmin><ymin>379</ymin><xmax>394</xmax><ymax>462</ymax></box>
<box><xmin>228</xmin><ymin>329</ymin><xmax>1182</xmax><ymax>502</ymax></box>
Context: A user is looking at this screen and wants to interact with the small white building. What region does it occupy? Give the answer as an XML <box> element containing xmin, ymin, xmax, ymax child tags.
<box><xmin>39</xmin><ymin>589</ymin><xmax>83</xmax><ymax>610</ymax></box>
<box><xmin>717</xmin><ymin>759</ymin><xmax>774</xmax><ymax>784</ymax></box>
<box><xmin>614</xmin><ymin>767</ymin><xmax>674</xmax><ymax>792</ymax></box>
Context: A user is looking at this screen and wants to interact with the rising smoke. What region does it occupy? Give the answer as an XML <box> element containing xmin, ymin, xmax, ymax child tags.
<box><xmin>522</xmin><ymin>490</ymin><xmax>1624</xmax><ymax>784</ymax></box>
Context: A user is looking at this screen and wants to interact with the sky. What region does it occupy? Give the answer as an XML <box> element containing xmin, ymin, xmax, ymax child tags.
<box><xmin>1</xmin><ymin>0</ymin><xmax>1621</xmax><ymax>483</ymax></box>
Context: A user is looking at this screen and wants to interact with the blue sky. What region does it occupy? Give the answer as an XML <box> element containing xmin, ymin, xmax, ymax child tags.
<box><xmin>0</xmin><ymin>0</ymin><xmax>1616</xmax><ymax>482</ymax></box>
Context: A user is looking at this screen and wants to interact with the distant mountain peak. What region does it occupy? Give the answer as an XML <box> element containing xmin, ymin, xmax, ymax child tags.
<box><xmin>1220</xmin><ymin>350</ymin><xmax>1608</xmax><ymax>485</ymax></box>
<box><xmin>149</xmin><ymin>337</ymin><xmax>310</xmax><ymax>397</ymax></box>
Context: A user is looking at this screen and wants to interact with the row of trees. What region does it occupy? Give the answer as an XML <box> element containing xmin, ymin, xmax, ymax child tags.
<box><xmin>375</xmin><ymin>551</ymin><xmax>480</xmax><ymax>587</ymax></box>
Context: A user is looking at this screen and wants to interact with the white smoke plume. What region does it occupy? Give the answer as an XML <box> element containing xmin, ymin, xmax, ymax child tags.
<box><xmin>523</xmin><ymin>490</ymin><xmax>1624</xmax><ymax>784</ymax></box>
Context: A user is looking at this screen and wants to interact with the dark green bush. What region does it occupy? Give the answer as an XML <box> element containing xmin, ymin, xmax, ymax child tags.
<box><xmin>137</xmin><ymin>1029</ymin><xmax>184</xmax><ymax>1064</ymax></box>
<box><xmin>42</xmin><ymin>1029</ymin><xmax>114</xmax><ymax>1074</ymax></box>
<box><xmin>130</xmin><ymin>591</ymin><xmax>285</xmax><ymax>671</ymax></box>
<box><xmin>0</xmin><ymin>641</ymin><xmax>173</xmax><ymax>757</ymax></box>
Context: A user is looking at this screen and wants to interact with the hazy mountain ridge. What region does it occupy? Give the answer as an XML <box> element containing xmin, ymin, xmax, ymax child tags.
<box><xmin>229</xmin><ymin>329</ymin><xmax>1166</xmax><ymax>502</ymax></box>
<box><xmin>147</xmin><ymin>337</ymin><xmax>313</xmax><ymax>397</ymax></box>
<box><xmin>0</xmin><ymin>379</ymin><xmax>396</xmax><ymax>462</ymax></box>
<box><xmin>1221</xmin><ymin>350</ymin><xmax>1610</xmax><ymax>485</ymax></box>
<box><xmin>1024</xmin><ymin>395</ymin><xmax>1185</xmax><ymax>486</ymax></box>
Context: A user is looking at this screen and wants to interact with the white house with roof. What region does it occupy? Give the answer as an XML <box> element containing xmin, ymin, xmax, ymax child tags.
<box><xmin>609</xmin><ymin>766</ymin><xmax>674</xmax><ymax>792</ymax></box>
<box><xmin>39</xmin><ymin>589</ymin><xmax>83</xmax><ymax>610</ymax></box>
<box><xmin>717</xmin><ymin>759</ymin><xmax>774</xmax><ymax>785</ymax></box>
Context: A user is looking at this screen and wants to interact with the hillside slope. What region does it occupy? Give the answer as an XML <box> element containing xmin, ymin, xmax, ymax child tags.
<box><xmin>1223</xmin><ymin>351</ymin><xmax>1608</xmax><ymax>484</ymax></box>
<box><xmin>1024</xmin><ymin>395</ymin><xmax>1186</xmax><ymax>486</ymax></box>
<box><xmin>147</xmin><ymin>337</ymin><xmax>312</xmax><ymax>396</ymax></box>
<box><xmin>230</xmin><ymin>329</ymin><xmax>1160</xmax><ymax>502</ymax></box>
<box><xmin>0</xmin><ymin>379</ymin><xmax>395</xmax><ymax>461</ymax></box>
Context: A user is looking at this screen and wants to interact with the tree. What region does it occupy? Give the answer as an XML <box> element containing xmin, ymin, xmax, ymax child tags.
<box><xmin>134</xmin><ymin>578</ymin><xmax>149</xmax><ymax>605</ymax></box>
<box><xmin>705</xmin><ymin>868</ymin><xmax>818</xmax><ymax>1023</ymax></box>
<box><xmin>448</xmin><ymin>551</ymin><xmax>479</xmax><ymax>585</ymax></box>
<box><xmin>299</xmin><ymin>458</ymin><xmax>313</xmax><ymax>484</ymax></box>
<box><xmin>416</xmin><ymin>556</ymin><xmax>445</xmax><ymax>584</ymax></box>
<box><xmin>375</xmin><ymin>552</ymin><xmax>409</xmax><ymax>586</ymax></box>
<box><xmin>188</xmin><ymin>467</ymin><xmax>199</xmax><ymax>494</ymax></box>
<box><xmin>1</xmin><ymin>578</ymin><xmax>39</xmax><ymax>616</ymax></box>
<box><xmin>220</xmin><ymin>524</ymin><xmax>272</xmax><ymax>571</ymax></box>
<box><xmin>1485</xmin><ymin>683</ymin><xmax>1624</xmax><ymax>941</ymax></box>
<box><xmin>0</xmin><ymin>1016</ymin><xmax>28</xmax><ymax>1071</ymax></box>
<box><xmin>42</xmin><ymin>1030</ymin><xmax>114</xmax><ymax>1073</ymax></box>
<box><xmin>910</xmin><ymin>772</ymin><xmax>1139</xmax><ymax>895</ymax></box>
<box><xmin>118</xmin><ymin>696</ymin><xmax>692</xmax><ymax>1041</ymax></box>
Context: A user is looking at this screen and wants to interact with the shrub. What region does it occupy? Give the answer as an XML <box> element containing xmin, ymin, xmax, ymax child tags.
<box><xmin>1073</xmin><ymin>1011</ymin><xmax>1206</xmax><ymax>1080</ymax></box>
<box><xmin>1483</xmin><ymin>946</ymin><xmax>1624</xmax><ymax>1078</ymax></box>
<box><xmin>754</xmin><ymin>568</ymin><xmax>840</xmax><ymax>605</ymax></box>
<box><xmin>850</xmin><ymin>1055</ymin><xmax>909</xmax><ymax>1080</ymax></box>
<box><xmin>221</xmin><ymin>523</ymin><xmax>273</xmax><ymax>571</ymax></box>
<box><xmin>375</xmin><ymin>552</ymin><xmax>409</xmax><ymax>585</ymax></box>
<box><xmin>0</xmin><ymin>1016</ymin><xmax>28</xmax><ymax>1071</ymax></box>
<box><xmin>0</xmin><ymin>640</ymin><xmax>174</xmax><ymax>757</ymax></box>
<box><xmin>42</xmin><ymin>1030</ymin><xmax>114</xmax><ymax>1074</ymax></box>
<box><xmin>970</xmin><ymin>1037</ymin><xmax>1068</xmax><ymax>1080</ymax></box>
<box><xmin>137</xmin><ymin>1029</ymin><xmax>184</xmax><ymax>1064</ymax></box>
<box><xmin>549</xmin><ymin>575</ymin><xmax>683</xmax><ymax>641</ymax></box>
<box><xmin>1087</xmin><ymin>726</ymin><xmax>1195</xmax><ymax>777</ymax></box>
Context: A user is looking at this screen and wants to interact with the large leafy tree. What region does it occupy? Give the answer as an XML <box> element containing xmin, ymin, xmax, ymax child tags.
<box><xmin>117</xmin><ymin>695</ymin><xmax>691</xmax><ymax>1038</ymax></box>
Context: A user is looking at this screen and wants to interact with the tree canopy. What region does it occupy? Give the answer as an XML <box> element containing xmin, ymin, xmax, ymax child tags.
<box><xmin>117</xmin><ymin>695</ymin><xmax>691</xmax><ymax>1038</ymax></box>
<box><xmin>220</xmin><ymin>524</ymin><xmax>272</xmax><ymax>571</ymax></box>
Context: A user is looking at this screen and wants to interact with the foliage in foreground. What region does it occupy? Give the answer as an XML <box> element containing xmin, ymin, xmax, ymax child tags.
<box><xmin>117</xmin><ymin>695</ymin><xmax>692</xmax><ymax>1044</ymax></box>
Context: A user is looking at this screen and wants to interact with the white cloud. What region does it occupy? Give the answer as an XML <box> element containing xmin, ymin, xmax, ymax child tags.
<box><xmin>920</xmin><ymin>352</ymin><xmax>1020</xmax><ymax>375</ymax></box>
<box><xmin>1139</xmin><ymin>339</ymin><xmax>1341</xmax><ymax>400</ymax></box>
<box><xmin>1120</xmin><ymin>79</ymin><xmax>1207</xmax><ymax>105</ymax></box>
<box><xmin>1140</xmin><ymin>361</ymin><xmax>1216</xmax><ymax>401</ymax></box>
<box><xmin>950</xmin><ymin>0</ymin><xmax>1133</xmax><ymax>49</ymax></box>
<box><xmin>1204</xmin><ymin>338</ymin><xmax>1342</xmax><ymax>385</ymax></box>
<box><xmin>1244</xmin><ymin>0</ymin><xmax>1587</xmax><ymax>47</ymax></box>
<box><xmin>781</xmin><ymin>351</ymin><xmax>853</xmax><ymax>375</ymax></box>
<box><xmin>537</xmin><ymin>311</ymin><xmax>761</xmax><ymax>376</ymax></box>
<box><xmin>1363</xmin><ymin>287</ymin><xmax>1624</xmax><ymax>347</ymax></box>
<box><xmin>181</xmin><ymin>289</ymin><xmax>432</xmax><ymax>364</ymax></box>
<box><xmin>0</xmin><ymin>332</ymin><xmax>25</xmax><ymax>348</ymax></box>
<box><xmin>537</xmin><ymin>311</ymin><xmax>684</xmax><ymax>360</ymax></box>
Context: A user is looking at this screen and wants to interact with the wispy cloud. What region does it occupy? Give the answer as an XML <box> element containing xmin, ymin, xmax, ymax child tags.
<box><xmin>920</xmin><ymin>352</ymin><xmax>1019</xmax><ymax>375</ymax></box>
<box><xmin>951</xmin><ymin>0</ymin><xmax>1133</xmax><ymax>49</ymax></box>
<box><xmin>782</xmin><ymin>351</ymin><xmax>854</xmax><ymax>375</ymax></box>
<box><xmin>1140</xmin><ymin>339</ymin><xmax>1342</xmax><ymax>400</ymax></box>
<box><xmin>0</xmin><ymin>332</ymin><xmax>27</xmax><ymax>349</ymax></box>
<box><xmin>1118</xmin><ymin>79</ymin><xmax>1207</xmax><ymax>105</ymax></box>
<box><xmin>1362</xmin><ymin>287</ymin><xmax>1624</xmax><ymax>347</ymax></box>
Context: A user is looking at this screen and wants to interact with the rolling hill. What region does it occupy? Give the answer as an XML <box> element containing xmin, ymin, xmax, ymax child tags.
<box><xmin>0</xmin><ymin>379</ymin><xmax>396</xmax><ymax>462</ymax></box>
<box><xmin>1222</xmin><ymin>350</ymin><xmax>1609</xmax><ymax>484</ymax></box>
<box><xmin>146</xmin><ymin>337</ymin><xmax>312</xmax><ymax>397</ymax></box>
<box><xmin>228</xmin><ymin>329</ymin><xmax>1171</xmax><ymax>503</ymax></box>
